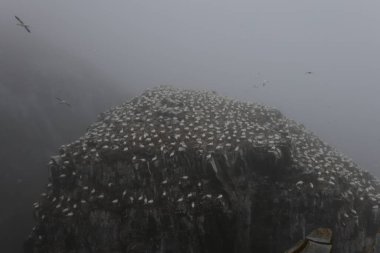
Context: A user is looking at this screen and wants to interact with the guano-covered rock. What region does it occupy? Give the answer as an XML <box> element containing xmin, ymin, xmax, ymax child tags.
<box><xmin>25</xmin><ymin>86</ymin><xmax>380</xmax><ymax>253</ymax></box>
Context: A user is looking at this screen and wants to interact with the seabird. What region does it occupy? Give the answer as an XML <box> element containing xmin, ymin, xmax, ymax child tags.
<box><xmin>55</xmin><ymin>97</ymin><xmax>71</xmax><ymax>107</ymax></box>
<box><xmin>15</xmin><ymin>16</ymin><xmax>31</xmax><ymax>33</ymax></box>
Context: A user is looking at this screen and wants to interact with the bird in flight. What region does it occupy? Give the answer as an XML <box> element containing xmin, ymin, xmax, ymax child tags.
<box><xmin>305</xmin><ymin>71</ymin><xmax>313</xmax><ymax>75</ymax></box>
<box><xmin>15</xmin><ymin>16</ymin><xmax>31</xmax><ymax>33</ymax></box>
<box><xmin>262</xmin><ymin>80</ymin><xmax>268</xmax><ymax>87</ymax></box>
<box><xmin>56</xmin><ymin>97</ymin><xmax>71</xmax><ymax>107</ymax></box>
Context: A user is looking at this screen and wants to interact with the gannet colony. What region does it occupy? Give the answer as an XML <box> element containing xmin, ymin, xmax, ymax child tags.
<box><xmin>25</xmin><ymin>86</ymin><xmax>380</xmax><ymax>253</ymax></box>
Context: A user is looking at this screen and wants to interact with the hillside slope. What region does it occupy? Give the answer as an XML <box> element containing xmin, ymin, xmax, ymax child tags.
<box><xmin>0</xmin><ymin>36</ymin><xmax>129</xmax><ymax>253</ymax></box>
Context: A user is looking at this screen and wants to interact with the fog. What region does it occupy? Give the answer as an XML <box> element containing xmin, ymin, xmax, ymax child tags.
<box><xmin>1</xmin><ymin>0</ymin><xmax>380</xmax><ymax>252</ymax></box>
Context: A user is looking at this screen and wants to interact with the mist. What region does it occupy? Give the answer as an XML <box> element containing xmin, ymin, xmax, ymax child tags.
<box><xmin>1</xmin><ymin>0</ymin><xmax>380</xmax><ymax>252</ymax></box>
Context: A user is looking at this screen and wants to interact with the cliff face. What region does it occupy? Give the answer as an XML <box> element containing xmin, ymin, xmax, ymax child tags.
<box><xmin>25</xmin><ymin>86</ymin><xmax>380</xmax><ymax>253</ymax></box>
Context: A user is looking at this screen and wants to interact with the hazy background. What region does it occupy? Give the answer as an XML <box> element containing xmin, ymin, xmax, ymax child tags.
<box><xmin>1</xmin><ymin>0</ymin><xmax>380</xmax><ymax>252</ymax></box>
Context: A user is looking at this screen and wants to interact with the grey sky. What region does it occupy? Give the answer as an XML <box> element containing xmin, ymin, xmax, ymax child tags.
<box><xmin>1</xmin><ymin>0</ymin><xmax>380</xmax><ymax>174</ymax></box>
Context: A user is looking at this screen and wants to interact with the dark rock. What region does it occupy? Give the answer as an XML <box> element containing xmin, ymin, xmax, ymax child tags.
<box><xmin>306</xmin><ymin>228</ymin><xmax>332</xmax><ymax>244</ymax></box>
<box><xmin>286</xmin><ymin>228</ymin><xmax>332</xmax><ymax>253</ymax></box>
<box><xmin>302</xmin><ymin>241</ymin><xmax>332</xmax><ymax>253</ymax></box>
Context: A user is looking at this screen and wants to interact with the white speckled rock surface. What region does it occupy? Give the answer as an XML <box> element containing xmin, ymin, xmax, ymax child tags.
<box><xmin>25</xmin><ymin>86</ymin><xmax>380</xmax><ymax>253</ymax></box>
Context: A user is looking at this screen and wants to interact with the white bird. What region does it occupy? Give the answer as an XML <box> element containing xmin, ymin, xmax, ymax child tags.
<box><xmin>15</xmin><ymin>16</ymin><xmax>31</xmax><ymax>33</ymax></box>
<box><xmin>56</xmin><ymin>97</ymin><xmax>71</xmax><ymax>107</ymax></box>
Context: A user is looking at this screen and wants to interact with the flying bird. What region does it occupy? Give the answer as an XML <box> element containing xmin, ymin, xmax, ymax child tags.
<box><xmin>262</xmin><ymin>80</ymin><xmax>268</xmax><ymax>87</ymax></box>
<box><xmin>305</xmin><ymin>71</ymin><xmax>313</xmax><ymax>75</ymax></box>
<box><xmin>56</xmin><ymin>97</ymin><xmax>71</xmax><ymax>107</ymax></box>
<box><xmin>15</xmin><ymin>16</ymin><xmax>31</xmax><ymax>33</ymax></box>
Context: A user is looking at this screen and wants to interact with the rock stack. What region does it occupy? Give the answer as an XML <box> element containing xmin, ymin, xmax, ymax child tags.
<box><xmin>25</xmin><ymin>86</ymin><xmax>380</xmax><ymax>253</ymax></box>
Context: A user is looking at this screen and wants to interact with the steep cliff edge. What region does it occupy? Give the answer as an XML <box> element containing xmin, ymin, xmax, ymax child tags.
<box><xmin>25</xmin><ymin>86</ymin><xmax>380</xmax><ymax>253</ymax></box>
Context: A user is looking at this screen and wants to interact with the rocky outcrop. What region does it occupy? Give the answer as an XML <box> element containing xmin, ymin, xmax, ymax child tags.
<box><xmin>25</xmin><ymin>86</ymin><xmax>380</xmax><ymax>253</ymax></box>
<box><xmin>285</xmin><ymin>228</ymin><xmax>333</xmax><ymax>253</ymax></box>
